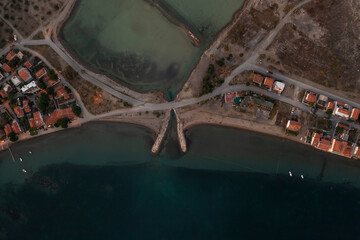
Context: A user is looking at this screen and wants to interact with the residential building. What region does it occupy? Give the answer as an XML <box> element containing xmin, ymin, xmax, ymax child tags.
<box><xmin>44</xmin><ymin>107</ymin><xmax>75</xmax><ymax>126</ymax></box>
<box><xmin>286</xmin><ymin>120</ymin><xmax>301</xmax><ymax>132</ymax></box>
<box><xmin>13</xmin><ymin>106</ymin><xmax>24</xmax><ymax>118</ymax></box>
<box><xmin>252</xmin><ymin>74</ymin><xmax>264</xmax><ymax>86</ymax></box>
<box><xmin>303</xmin><ymin>92</ymin><xmax>316</xmax><ymax>104</ymax></box>
<box><xmin>329</xmin><ymin>139</ymin><xmax>353</xmax><ymax>158</ymax></box>
<box><xmin>23</xmin><ymin>61</ymin><xmax>32</xmax><ymax>69</ymax></box>
<box><xmin>11</xmin><ymin>76</ymin><xmax>22</xmax><ymax>87</ymax></box>
<box><xmin>272</xmin><ymin>81</ymin><xmax>285</xmax><ymax>94</ymax></box>
<box><xmin>43</xmin><ymin>75</ymin><xmax>58</xmax><ymax>88</ymax></box>
<box><xmin>316</xmin><ymin>139</ymin><xmax>331</xmax><ymax>151</ymax></box>
<box><xmin>1</xmin><ymin>63</ymin><xmax>11</xmax><ymax>73</ymax></box>
<box><xmin>263</xmin><ymin>77</ymin><xmax>274</xmax><ymax>89</ymax></box>
<box><xmin>311</xmin><ymin>132</ymin><xmax>321</xmax><ymax>146</ymax></box>
<box><xmin>0</xmin><ymin>89</ymin><xmax>7</xmax><ymax>98</ymax></box>
<box><xmin>35</xmin><ymin>68</ymin><xmax>47</xmax><ymax>79</ymax></box>
<box><xmin>11</xmin><ymin>121</ymin><xmax>22</xmax><ymax>134</ymax></box>
<box><xmin>354</xmin><ymin>146</ymin><xmax>360</xmax><ymax>159</ymax></box>
<box><xmin>18</xmin><ymin>67</ymin><xmax>32</xmax><ymax>82</ymax></box>
<box><xmin>350</xmin><ymin>108</ymin><xmax>360</xmax><ymax>121</ymax></box>
<box><xmin>4</xmin><ymin>124</ymin><xmax>12</xmax><ymax>136</ymax></box>
<box><xmin>333</xmin><ymin>101</ymin><xmax>350</xmax><ymax>119</ymax></box>
<box><xmin>23</xmin><ymin>100</ymin><xmax>31</xmax><ymax>113</ymax></box>
<box><xmin>3</xmin><ymin>84</ymin><xmax>12</xmax><ymax>94</ymax></box>
<box><xmin>5</xmin><ymin>50</ymin><xmax>16</xmax><ymax>61</ymax></box>
<box><xmin>21</xmin><ymin>81</ymin><xmax>39</xmax><ymax>93</ymax></box>
<box><xmin>54</xmin><ymin>84</ymin><xmax>70</xmax><ymax>100</ymax></box>
<box><xmin>33</xmin><ymin>111</ymin><xmax>45</xmax><ymax>128</ymax></box>
<box><xmin>317</xmin><ymin>95</ymin><xmax>328</xmax><ymax>109</ymax></box>
<box><xmin>326</xmin><ymin>102</ymin><xmax>335</xmax><ymax>112</ymax></box>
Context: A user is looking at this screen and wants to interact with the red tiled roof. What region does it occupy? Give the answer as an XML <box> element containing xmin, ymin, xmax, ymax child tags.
<box><xmin>330</xmin><ymin>139</ymin><xmax>352</xmax><ymax>157</ymax></box>
<box><xmin>336</xmin><ymin>123</ymin><xmax>350</xmax><ymax>131</ymax></box>
<box><xmin>4</xmin><ymin>124</ymin><xmax>12</xmax><ymax>136</ymax></box>
<box><xmin>286</xmin><ymin>120</ymin><xmax>301</xmax><ymax>132</ymax></box>
<box><xmin>317</xmin><ymin>139</ymin><xmax>331</xmax><ymax>151</ymax></box>
<box><xmin>18</xmin><ymin>68</ymin><xmax>31</xmax><ymax>81</ymax></box>
<box><xmin>354</xmin><ymin>147</ymin><xmax>360</xmax><ymax>158</ymax></box>
<box><xmin>252</xmin><ymin>74</ymin><xmax>264</xmax><ymax>85</ymax></box>
<box><xmin>326</xmin><ymin>102</ymin><xmax>334</xmax><ymax>111</ymax></box>
<box><xmin>23</xmin><ymin>100</ymin><xmax>31</xmax><ymax>113</ymax></box>
<box><xmin>0</xmin><ymin>90</ymin><xmax>7</xmax><ymax>98</ymax></box>
<box><xmin>1</xmin><ymin>63</ymin><xmax>11</xmax><ymax>73</ymax></box>
<box><xmin>28</xmin><ymin>119</ymin><xmax>36</xmax><ymax>129</ymax></box>
<box><xmin>44</xmin><ymin>108</ymin><xmax>75</xmax><ymax>126</ymax></box>
<box><xmin>337</xmin><ymin>101</ymin><xmax>346</xmax><ymax>107</ymax></box>
<box><xmin>263</xmin><ymin>77</ymin><xmax>274</xmax><ymax>88</ymax></box>
<box><xmin>350</xmin><ymin>108</ymin><xmax>360</xmax><ymax>120</ymax></box>
<box><xmin>23</xmin><ymin>61</ymin><xmax>32</xmax><ymax>69</ymax></box>
<box><xmin>54</xmin><ymin>85</ymin><xmax>70</xmax><ymax>99</ymax></box>
<box><xmin>43</xmin><ymin>75</ymin><xmax>57</xmax><ymax>88</ymax></box>
<box><xmin>342</xmin><ymin>146</ymin><xmax>353</xmax><ymax>158</ymax></box>
<box><xmin>11</xmin><ymin>121</ymin><xmax>21</xmax><ymax>134</ymax></box>
<box><xmin>311</xmin><ymin>133</ymin><xmax>321</xmax><ymax>146</ymax></box>
<box><xmin>35</xmin><ymin>68</ymin><xmax>47</xmax><ymax>79</ymax></box>
<box><xmin>5</xmin><ymin>50</ymin><xmax>16</xmax><ymax>61</ymax></box>
<box><xmin>305</xmin><ymin>93</ymin><xmax>316</xmax><ymax>103</ymax></box>
<box><xmin>335</xmin><ymin>107</ymin><xmax>350</xmax><ymax>117</ymax></box>
<box><xmin>13</xmin><ymin>106</ymin><xmax>24</xmax><ymax>118</ymax></box>
<box><xmin>33</xmin><ymin>112</ymin><xmax>45</xmax><ymax>128</ymax></box>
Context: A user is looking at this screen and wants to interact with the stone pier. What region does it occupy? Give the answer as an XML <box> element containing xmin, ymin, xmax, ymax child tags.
<box><xmin>151</xmin><ymin>110</ymin><xmax>171</xmax><ymax>154</ymax></box>
<box><xmin>173</xmin><ymin>109</ymin><xmax>187</xmax><ymax>153</ymax></box>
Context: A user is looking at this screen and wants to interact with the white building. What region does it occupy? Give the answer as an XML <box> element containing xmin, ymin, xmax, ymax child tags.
<box><xmin>21</xmin><ymin>81</ymin><xmax>39</xmax><ymax>93</ymax></box>
<box><xmin>11</xmin><ymin>76</ymin><xmax>22</xmax><ymax>87</ymax></box>
<box><xmin>272</xmin><ymin>81</ymin><xmax>285</xmax><ymax>94</ymax></box>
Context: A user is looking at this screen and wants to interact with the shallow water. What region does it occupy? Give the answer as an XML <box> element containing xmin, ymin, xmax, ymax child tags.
<box><xmin>61</xmin><ymin>0</ymin><xmax>245</xmax><ymax>94</ymax></box>
<box><xmin>1</xmin><ymin>123</ymin><xmax>360</xmax><ymax>239</ymax></box>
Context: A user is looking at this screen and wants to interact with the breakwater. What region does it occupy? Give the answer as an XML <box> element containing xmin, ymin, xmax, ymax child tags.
<box><xmin>151</xmin><ymin>110</ymin><xmax>171</xmax><ymax>153</ymax></box>
<box><xmin>173</xmin><ymin>109</ymin><xmax>187</xmax><ymax>152</ymax></box>
<box><xmin>144</xmin><ymin>0</ymin><xmax>201</xmax><ymax>46</ymax></box>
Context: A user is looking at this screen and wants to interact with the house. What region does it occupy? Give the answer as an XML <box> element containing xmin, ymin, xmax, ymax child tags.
<box><xmin>329</xmin><ymin>139</ymin><xmax>353</xmax><ymax>158</ymax></box>
<box><xmin>3</xmin><ymin>84</ymin><xmax>12</xmax><ymax>94</ymax></box>
<box><xmin>354</xmin><ymin>146</ymin><xmax>360</xmax><ymax>159</ymax></box>
<box><xmin>4</xmin><ymin>124</ymin><xmax>12</xmax><ymax>136</ymax></box>
<box><xmin>286</xmin><ymin>120</ymin><xmax>301</xmax><ymax>132</ymax></box>
<box><xmin>316</xmin><ymin>139</ymin><xmax>331</xmax><ymax>151</ymax></box>
<box><xmin>21</xmin><ymin>81</ymin><xmax>39</xmax><ymax>93</ymax></box>
<box><xmin>1</xmin><ymin>63</ymin><xmax>11</xmax><ymax>73</ymax></box>
<box><xmin>11</xmin><ymin>76</ymin><xmax>22</xmax><ymax>87</ymax></box>
<box><xmin>23</xmin><ymin>100</ymin><xmax>31</xmax><ymax>113</ymax></box>
<box><xmin>18</xmin><ymin>68</ymin><xmax>32</xmax><ymax>82</ymax></box>
<box><xmin>311</xmin><ymin>132</ymin><xmax>321</xmax><ymax>146</ymax></box>
<box><xmin>23</xmin><ymin>61</ymin><xmax>32</xmax><ymax>69</ymax></box>
<box><xmin>11</xmin><ymin>121</ymin><xmax>22</xmax><ymax>134</ymax></box>
<box><xmin>44</xmin><ymin>108</ymin><xmax>75</xmax><ymax>126</ymax></box>
<box><xmin>16</xmin><ymin>51</ymin><xmax>24</xmax><ymax>60</ymax></box>
<box><xmin>272</xmin><ymin>81</ymin><xmax>285</xmax><ymax>94</ymax></box>
<box><xmin>333</xmin><ymin>101</ymin><xmax>350</xmax><ymax>119</ymax></box>
<box><xmin>54</xmin><ymin>84</ymin><xmax>70</xmax><ymax>100</ymax></box>
<box><xmin>0</xmin><ymin>73</ymin><xmax>3</xmax><ymax>81</ymax></box>
<box><xmin>42</xmin><ymin>75</ymin><xmax>58</xmax><ymax>88</ymax></box>
<box><xmin>0</xmin><ymin>89</ymin><xmax>7</xmax><ymax>98</ymax></box>
<box><xmin>13</xmin><ymin>106</ymin><xmax>24</xmax><ymax>118</ymax></box>
<box><xmin>252</xmin><ymin>74</ymin><xmax>264</xmax><ymax>86</ymax></box>
<box><xmin>35</xmin><ymin>68</ymin><xmax>47</xmax><ymax>79</ymax></box>
<box><xmin>326</xmin><ymin>102</ymin><xmax>335</xmax><ymax>112</ymax></box>
<box><xmin>350</xmin><ymin>108</ymin><xmax>360</xmax><ymax>121</ymax></box>
<box><xmin>28</xmin><ymin>119</ymin><xmax>36</xmax><ymax>129</ymax></box>
<box><xmin>303</xmin><ymin>92</ymin><xmax>317</xmax><ymax>104</ymax></box>
<box><xmin>317</xmin><ymin>95</ymin><xmax>328</xmax><ymax>109</ymax></box>
<box><xmin>33</xmin><ymin>111</ymin><xmax>45</xmax><ymax>128</ymax></box>
<box><xmin>263</xmin><ymin>77</ymin><xmax>274</xmax><ymax>89</ymax></box>
<box><xmin>240</xmin><ymin>96</ymin><xmax>274</xmax><ymax>111</ymax></box>
<box><xmin>5</xmin><ymin>50</ymin><xmax>16</xmax><ymax>61</ymax></box>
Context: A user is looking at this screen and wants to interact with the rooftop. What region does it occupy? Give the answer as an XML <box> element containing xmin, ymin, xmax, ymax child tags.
<box><xmin>286</xmin><ymin>120</ymin><xmax>301</xmax><ymax>132</ymax></box>
<box><xmin>13</xmin><ymin>106</ymin><xmax>24</xmax><ymax>118</ymax></box>
<box><xmin>304</xmin><ymin>92</ymin><xmax>316</xmax><ymax>104</ymax></box>
<box><xmin>263</xmin><ymin>77</ymin><xmax>274</xmax><ymax>88</ymax></box>
<box><xmin>5</xmin><ymin>50</ymin><xmax>16</xmax><ymax>61</ymax></box>
<box><xmin>35</xmin><ymin>68</ymin><xmax>47</xmax><ymax>79</ymax></box>
<box><xmin>18</xmin><ymin>68</ymin><xmax>32</xmax><ymax>82</ymax></box>
<box><xmin>350</xmin><ymin>108</ymin><xmax>360</xmax><ymax>121</ymax></box>
<box><xmin>252</xmin><ymin>74</ymin><xmax>264</xmax><ymax>85</ymax></box>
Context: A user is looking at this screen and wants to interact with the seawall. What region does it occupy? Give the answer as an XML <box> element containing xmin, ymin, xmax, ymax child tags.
<box><xmin>151</xmin><ymin>110</ymin><xmax>171</xmax><ymax>153</ymax></box>
<box><xmin>144</xmin><ymin>0</ymin><xmax>201</xmax><ymax>47</ymax></box>
<box><xmin>173</xmin><ymin>109</ymin><xmax>187</xmax><ymax>152</ymax></box>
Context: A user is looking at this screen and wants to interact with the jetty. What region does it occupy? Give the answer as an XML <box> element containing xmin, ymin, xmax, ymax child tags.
<box><xmin>8</xmin><ymin>147</ymin><xmax>15</xmax><ymax>162</ymax></box>
<box><xmin>173</xmin><ymin>109</ymin><xmax>187</xmax><ymax>153</ymax></box>
<box><xmin>151</xmin><ymin>110</ymin><xmax>171</xmax><ymax>153</ymax></box>
<box><xmin>144</xmin><ymin>0</ymin><xmax>201</xmax><ymax>47</ymax></box>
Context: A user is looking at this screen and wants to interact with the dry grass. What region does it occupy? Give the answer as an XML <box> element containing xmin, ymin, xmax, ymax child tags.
<box><xmin>0</xmin><ymin>18</ymin><xmax>13</xmax><ymax>48</ymax></box>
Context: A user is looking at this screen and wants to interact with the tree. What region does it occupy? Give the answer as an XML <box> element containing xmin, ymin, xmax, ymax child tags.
<box><xmin>64</xmin><ymin>86</ymin><xmax>71</xmax><ymax>94</ymax></box>
<box><xmin>8</xmin><ymin>132</ymin><xmax>18</xmax><ymax>142</ymax></box>
<box><xmin>55</xmin><ymin>118</ymin><xmax>70</xmax><ymax>128</ymax></box>
<box><xmin>46</xmin><ymin>87</ymin><xmax>54</xmax><ymax>95</ymax></box>
<box><xmin>38</xmin><ymin>93</ymin><xmax>49</xmax><ymax>113</ymax></box>
<box><xmin>37</xmin><ymin>79</ymin><xmax>46</xmax><ymax>89</ymax></box>
<box><xmin>47</xmin><ymin>69</ymin><xmax>58</xmax><ymax>80</ymax></box>
<box><xmin>326</xmin><ymin>109</ymin><xmax>333</xmax><ymax>116</ymax></box>
<box><xmin>71</xmin><ymin>105</ymin><xmax>81</xmax><ymax>117</ymax></box>
<box><xmin>29</xmin><ymin>127</ymin><xmax>38</xmax><ymax>136</ymax></box>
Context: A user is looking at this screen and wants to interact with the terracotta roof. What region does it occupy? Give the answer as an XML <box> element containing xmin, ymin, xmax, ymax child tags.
<box><xmin>35</xmin><ymin>68</ymin><xmax>47</xmax><ymax>79</ymax></box>
<box><xmin>252</xmin><ymin>74</ymin><xmax>264</xmax><ymax>85</ymax></box>
<box><xmin>1</xmin><ymin>63</ymin><xmax>11</xmax><ymax>73</ymax></box>
<box><xmin>316</xmin><ymin>139</ymin><xmax>331</xmax><ymax>151</ymax></box>
<box><xmin>4</xmin><ymin>124</ymin><xmax>12</xmax><ymax>136</ymax></box>
<box><xmin>311</xmin><ymin>133</ymin><xmax>321</xmax><ymax>146</ymax></box>
<box><xmin>11</xmin><ymin>121</ymin><xmax>21</xmax><ymax>134</ymax></box>
<box><xmin>335</xmin><ymin>107</ymin><xmax>350</xmax><ymax>117</ymax></box>
<box><xmin>354</xmin><ymin>147</ymin><xmax>360</xmax><ymax>159</ymax></box>
<box><xmin>305</xmin><ymin>93</ymin><xmax>316</xmax><ymax>103</ymax></box>
<box><xmin>13</xmin><ymin>106</ymin><xmax>24</xmax><ymax>118</ymax></box>
<box><xmin>326</xmin><ymin>102</ymin><xmax>335</xmax><ymax>111</ymax></box>
<box><xmin>286</xmin><ymin>120</ymin><xmax>301</xmax><ymax>132</ymax></box>
<box><xmin>43</xmin><ymin>75</ymin><xmax>57</xmax><ymax>88</ymax></box>
<box><xmin>350</xmin><ymin>108</ymin><xmax>360</xmax><ymax>121</ymax></box>
<box><xmin>33</xmin><ymin>111</ymin><xmax>45</xmax><ymax>128</ymax></box>
<box><xmin>23</xmin><ymin>100</ymin><xmax>31</xmax><ymax>113</ymax></box>
<box><xmin>44</xmin><ymin>108</ymin><xmax>75</xmax><ymax>126</ymax></box>
<box><xmin>0</xmin><ymin>90</ymin><xmax>7</xmax><ymax>98</ymax></box>
<box><xmin>330</xmin><ymin>139</ymin><xmax>351</xmax><ymax>158</ymax></box>
<box><xmin>23</xmin><ymin>61</ymin><xmax>32</xmax><ymax>69</ymax></box>
<box><xmin>18</xmin><ymin>68</ymin><xmax>32</xmax><ymax>81</ymax></box>
<box><xmin>337</xmin><ymin>101</ymin><xmax>346</xmax><ymax>107</ymax></box>
<box><xmin>342</xmin><ymin>146</ymin><xmax>353</xmax><ymax>158</ymax></box>
<box><xmin>28</xmin><ymin>119</ymin><xmax>36</xmax><ymax>129</ymax></box>
<box><xmin>263</xmin><ymin>77</ymin><xmax>274</xmax><ymax>88</ymax></box>
<box><xmin>54</xmin><ymin>85</ymin><xmax>70</xmax><ymax>99</ymax></box>
<box><xmin>5</xmin><ymin>50</ymin><xmax>16</xmax><ymax>61</ymax></box>
<box><xmin>336</xmin><ymin>122</ymin><xmax>350</xmax><ymax>131</ymax></box>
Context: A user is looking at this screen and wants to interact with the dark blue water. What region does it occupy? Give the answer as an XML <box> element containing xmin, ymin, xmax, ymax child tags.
<box><xmin>1</xmin><ymin>123</ymin><xmax>360</xmax><ymax>239</ymax></box>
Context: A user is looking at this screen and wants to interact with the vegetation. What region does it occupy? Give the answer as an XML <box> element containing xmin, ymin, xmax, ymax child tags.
<box><xmin>123</xmin><ymin>102</ymin><xmax>133</xmax><ymax>108</ymax></box>
<box><xmin>65</xmin><ymin>86</ymin><xmax>72</xmax><ymax>94</ymax></box>
<box><xmin>54</xmin><ymin>118</ymin><xmax>70</xmax><ymax>128</ymax></box>
<box><xmin>46</xmin><ymin>87</ymin><xmax>54</xmax><ymax>95</ymax></box>
<box><xmin>8</xmin><ymin>132</ymin><xmax>18</xmax><ymax>142</ymax></box>
<box><xmin>29</xmin><ymin>127</ymin><xmax>38</xmax><ymax>136</ymax></box>
<box><xmin>200</xmin><ymin>64</ymin><xmax>224</xmax><ymax>96</ymax></box>
<box><xmin>216</xmin><ymin>58</ymin><xmax>225</xmax><ymax>67</ymax></box>
<box><xmin>37</xmin><ymin>79</ymin><xmax>46</xmax><ymax>89</ymax></box>
<box><xmin>38</xmin><ymin>93</ymin><xmax>49</xmax><ymax>113</ymax></box>
<box><xmin>71</xmin><ymin>105</ymin><xmax>82</xmax><ymax>117</ymax></box>
<box><xmin>47</xmin><ymin>69</ymin><xmax>57</xmax><ymax>80</ymax></box>
<box><xmin>326</xmin><ymin>109</ymin><xmax>333</xmax><ymax>116</ymax></box>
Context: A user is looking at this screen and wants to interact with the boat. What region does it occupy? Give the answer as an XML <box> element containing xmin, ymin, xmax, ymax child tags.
<box><xmin>19</xmin><ymin>157</ymin><xmax>23</xmax><ymax>162</ymax></box>
<box><xmin>29</xmin><ymin>151</ymin><xmax>32</xmax><ymax>154</ymax></box>
<box><xmin>22</xmin><ymin>169</ymin><xmax>27</xmax><ymax>173</ymax></box>
<box><xmin>301</xmin><ymin>175</ymin><xmax>304</xmax><ymax>179</ymax></box>
<box><xmin>289</xmin><ymin>171</ymin><xmax>292</xmax><ymax>177</ymax></box>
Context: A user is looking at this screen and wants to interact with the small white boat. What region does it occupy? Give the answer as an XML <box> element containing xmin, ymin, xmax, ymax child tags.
<box><xmin>301</xmin><ymin>175</ymin><xmax>304</xmax><ymax>179</ymax></box>
<box><xmin>29</xmin><ymin>151</ymin><xmax>32</xmax><ymax>154</ymax></box>
<box><xmin>19</xmin><ymin>157</ymin><xmax>23</xmax><ymax>162</ymax></box>
<box><xmin>289</xmin><ymin>171</ymin><xmax>293</xmax><ymax>177</ymax></box>
<box><xmin>22</xmin><ymin>169</ymin><xmax>27</xmax><ymax>173</ymax></box>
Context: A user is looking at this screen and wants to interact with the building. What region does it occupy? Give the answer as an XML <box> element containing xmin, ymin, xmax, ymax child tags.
<box><xmin>0</xmin><ymin>73</ymin><xmax>3</xmax><ymax>81</ymax></box>
<box><xmin>0</xmin><ymin>89</ymin><xmax>7</xmax><ymax>98</ymax></box>
<box><xmin>326</xmin><ymin>102</ymin><xmax>335</xmax><ymax>112</ymax></box>
<box><xmin>5</xmin><ymin>50</ymin><xmax>16</xmax><ymax>61</ymax></box>
<box><xmin>13</xmin><ymin>106</ymin><xmax>24</xmax><ymax>118</ymax></box>
<box><xmin>263</xmin><ymin>77</ymin><xmax>274</xmax><ymax>89</ymax></box>
<box><xmin>32</xmin><ymin>112</ymin><xmax>45</xmax><ymax>128</ymax></box>
<box><xmin>43</xmin><ymin>75</ymin><xmax>58</xmax><ymax>88</ymax></box>
<box><xmin>272</xmin><ymin>81</ymin><xmax>285</xmax><ymax>94</ymax></box>
<box><xmin>303</xmin><ymin>92</ymin><xmax>317</xmax><ymax>104</ymax></box>
<box><xmin>350</xmin><ymin>108</ymin><xmax>360</xmax><ymax>121</ymax></box>
<box><xmin>333</xmin><ymin>101</ymin><xmax>350</xmax><ymax>119</ymax></box>
<box><xmin>54</xmin><ymin>84</ymin><xmax>70</xmax><ymax>100</ymax></box>
<box><xmin>316</xmin><ymin>139</ymin><xmax>331</xmax><ymax>151</ymax></box>
<box><xmin>4</xmin><ymin>124</ymin><xmax>12</xmax><ymax>136</ymax></box>
<box><xmin>3</xmin><ymin>84</ymin><xmax>12</xmax><ymax>94</ymax></box>
<box><xmin>18</xmin><ymin>67</ymin><xmax>32</xmax><ymax>82</ymax></box>
<box><xmin>11</xmin><ymin>76</ymin><xmax>22</xmax><ymax>87</ymax></box>
<box><xmin>44</xmin><ymin>108</ymin><xmax>75</xmax><ymax>126</ymax></box>
<box><xmin>23</xmin><ymin>61</ymin><xmax>32</xmax><ymax>69</ymax></box>
<box><xmin>16</xmin><ymin>51</ymin><xmax>24</xmax><ymax>60</ymax></box>
<box><xmin>354</xmin><ymin>146</ymin><xmax>360</xmax><ymax>159</ymax></box>
<box><xmin>240</xmin><ymin>96</ymin><xmax>274</xmax><ymax>111</ymax></box>
<box><xmin>252</xmin><ymin>74</ymin><xmax>264</xmax><ymax>86</ymax></box>
<box><xmin>21</xmin><ymin>81</ymin><xmax>39</xmax><ymax>93</ymax></box>
<box><xmin>35</xmin><ymin>68</ymin><xmax>47</xmax><ymax>79</ymax></box>
<box><xmin>329</xmin><ymin>139</ymin><xmax>353</xmax><ymax>158</ymax></box>
<box><xmin>317</xmin><ymin>95</ymin><xmax>328</xmax><ymax>109</ymax></box>
<box><xmin>23</xmin><ymin>100</ymin><xmax>31</xmax><ymax>113</ymax></box>
<box><xmin>311</xmin><ymin>132</ymin><xmax>321</xmax><ymax>146</ymax></box>
<box><xmin>1</xmin><ymin>63</ymin><xmax>11</xmax><ymax>73</ymax></box>
<box><xmin>286</xmin><ymin>120</ymin><xmax>301</xmax><ymax>132</ymax></box>
<box><xmin>11</xmin><ymin>121</ymin><xmax>22</xmax><ymax>134</ymax></box>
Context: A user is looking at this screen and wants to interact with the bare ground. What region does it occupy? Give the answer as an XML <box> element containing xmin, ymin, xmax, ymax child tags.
<box><xmin>0</xmin><ymin>18</ymin><xmax>12</xmax><ymax>48</ymax></box>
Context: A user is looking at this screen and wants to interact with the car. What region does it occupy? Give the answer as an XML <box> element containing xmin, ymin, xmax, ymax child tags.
<box><xmin>266</xmin><ymin>70</ymin><xmax>274</xmax><ymax>74</ymax></box>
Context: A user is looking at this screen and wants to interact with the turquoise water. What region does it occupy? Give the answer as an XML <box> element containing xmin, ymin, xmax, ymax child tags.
<box><xmin>1</xmin><ymin>123</ymin><xmax>360</xmax><ymax>239</ymax></box>
<box><xmin>61</xmin><ymin>0</ymin><xmax>245</xmax><ymax>94</ymax></box>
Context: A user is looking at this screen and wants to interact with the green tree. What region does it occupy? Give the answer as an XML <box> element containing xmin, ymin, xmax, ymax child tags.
<box><xmin>326</xmin><ymin>109</ymin><xmax>333</xmax><ymax>116</ymax></box>
<box><xmin>29</xmin><ymin>127</ymin><xmax>38</xmax><ymax>136</ymax></box>
<box><xmin>65</xmin><ymin>86</ymin><xmax>71</xmax><ymax>94</ymax></box>
<box><xmin>71</xmin><ymin>105</ymin><xmax>82</xmax><ymax>117</ymax></box>
<box><xmin>37</xmin><ymin>79</ymin><xmax>46</xmax><ymax>89</ymax></box>
<box><xmin>8</xmin><ymin>132</ymin><xmax>18</xmax><ymax>142</ymax></box>
<box><xmin>46</xmin><ymin>87</ymin><xmax>54</xmax><ymax>95</ymax></box>
<box><xmin>38</xmin><ymin>93</ymin><xmax>49</xmax><ymax>113</ymax></box>
<box><xmin>47</xmin><ymin>69</ymin><xmax>58</xmax><ymax>80</ymax></box>
<box><xmin>55</xmin><ymin>118</ymin><xmax>70</xmax><ymax>128</ymax></box>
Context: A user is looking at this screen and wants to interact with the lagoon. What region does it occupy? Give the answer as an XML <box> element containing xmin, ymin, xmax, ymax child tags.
<box><xmin>1</xmin><ymin>123</ymin><xmax>360</xmax><ymax>239</ymax></box>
